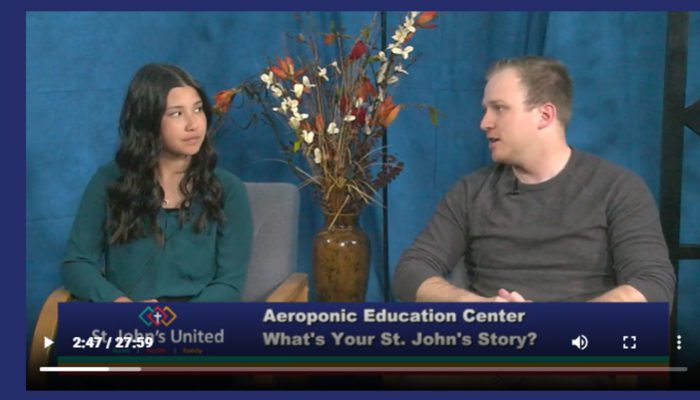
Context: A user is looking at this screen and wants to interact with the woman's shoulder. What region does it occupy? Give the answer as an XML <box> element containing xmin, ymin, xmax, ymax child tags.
<box><xmin>94</xmin><ymin>161</ymin><xmax>121</xmax><ymax>178</ymax></box>
<box><xmin>213</xmin><ymin>167</ymin><xmax>247</xmax><ymax>196</ymax></box>
<box><xmin>83</xmin><ymin>161</ymin><xmax>121</xmax><ymax>191</ymax></box>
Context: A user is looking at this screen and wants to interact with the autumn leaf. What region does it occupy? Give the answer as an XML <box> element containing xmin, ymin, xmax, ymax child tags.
<box><xmin>375</xmin><ymin>95</ymin><xmax>401</xmax><ymax>128</ymax></box>
<box><xmin>357</xmin><ymin>75</ymin><xmax>377</xmax><ymax>99</ymax></box>
<box><xmin>213</xmin><ymin>88</ymin><xmax>239</xmax><ymax>114</ymax></box>
<box><xmin>428</xmin><ymin>106</ymin><xmax>440</xmax><ymax>126</ymax></box>
<box><xmin>416</xmin><ymin>11</ymin><xmax>438</xmax><ymax>29</ymax></box>
<box><xmin>348</xmin><ymin>40</ymin><xmax>369</xmax><ymax>61</ymax></box>
<box><xmin>324</xmin><ymin>33</ymin><xmax>337</xmax><ymax>45</ymax></box>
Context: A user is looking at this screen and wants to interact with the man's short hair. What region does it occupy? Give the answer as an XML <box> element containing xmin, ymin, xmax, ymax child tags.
<box><xmin>487</xmin><ymin>56</ymin><xmax>573</xmax><ymax>127</ymax></box>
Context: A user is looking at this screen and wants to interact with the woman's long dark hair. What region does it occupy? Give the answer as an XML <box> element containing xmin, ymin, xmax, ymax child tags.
<box><xmin>107</xmin><ymin>63</ymin><xmax>225</xmax><ymax>245</ymax></box>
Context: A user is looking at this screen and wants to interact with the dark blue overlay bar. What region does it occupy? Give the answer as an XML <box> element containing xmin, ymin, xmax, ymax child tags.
<box><xmin>56</xmin><ymin>302</ymin><xmax>669</xmax><ymax>359</ymax></box>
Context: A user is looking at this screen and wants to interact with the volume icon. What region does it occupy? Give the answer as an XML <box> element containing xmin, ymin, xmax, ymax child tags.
<box><xmin>571</xmin><ymin>334</ymin><xmax>589</xmax><ymax>350</ymax></box>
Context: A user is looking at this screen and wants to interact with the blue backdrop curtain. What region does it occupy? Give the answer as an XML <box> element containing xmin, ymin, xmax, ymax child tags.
<box><xmin>26</xmin><ymin>12</ymin><xmax>699</xmax><ymax>367</ymax></box>
<box><xmin>387</xmin><ymin>12</ymin><xmax>700</xmax><ymax>367</ymax></box>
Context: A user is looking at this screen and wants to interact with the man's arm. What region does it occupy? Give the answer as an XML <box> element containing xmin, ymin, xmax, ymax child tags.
<box><xmin>589</xmin><ymin>284</ymin><xmax>647</xmax><ymax>302</ymax></box>
<box><xmin>416</xmin><ymin>276</ymin><xmax>488</xmax><ymax>302</ymax></box>
<box><xmin>393</xmin><ymin>175</ymin><xmax>531</xmax><ymax>303</ymax></box>
<box><xmin>417</xmin><ymin>276</ymin><xmax>528</xmax><ymax>302</ymax></box>
<box><xmin>602</xmin><ymin>170</ymin><xmax>676</xmax><ymax>303</ymax></box>
<box><xmin>393</xmin><ymin>179</ymin><xmax>471</xmax><ymax>301</ymax></box>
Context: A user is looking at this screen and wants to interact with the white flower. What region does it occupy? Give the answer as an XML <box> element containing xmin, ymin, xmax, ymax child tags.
<box><xmin>344</xmin><ymin>114</ymin><xmax>356</xmax><ymax>122</ymax></box>
<box><xmin>289</xmin><ymin>117</ymin><xmax>300</xmax><ymax>130</ymax></box>
<box><xmin>411</xmin><ymin>11</ymin><xmax>420</xmax><ymax>19</ymax></box>
<box><xmin>394</xmin><ymin>64</ymin><xmax>409</xmax><ymax>75</ymax></box>
<box><xmin>317</xmin><ymin>67</ymin><xmax>329</xmax><ymax>81</ymax></box>
<box><xmin>377</xmin><ymin>51</ymin><xmax>386</xmax><ymax>62</ymax></box>
<box><xmin>377</xmin><ymin>62</ymin><xmax>389</xmax><ymax>84</ymax></box>
<box><xmin>302</xmin><ymin>75</ymin><xmax>316</xmax><ymax>89</ymax></box>
<box><xmin>280</xmin><ymin>97</ymin><xmax>298</xmax><ymax>113</ymax></box>
<box><xmin>392</xmin><ymin>27</ymin><xmax>409</xmax><ymax>44</ymax></box>
<box><xmin>363</xmin><ymin>125</ymin><xmax>372</xmax><ymax>135</ymax></box>
<box><xmin>292</xmin><ymin>110</ymin><xmax>309</xmax><ymax>121</ymax></box>
<box><xmin>260</xmin><ymin>71</ymin><xmax>274</xmax><ymax>89</ymax></box>
<box><xmin>330</xmin><ymin>61</ymin><xmax>341</xmax><ymax>74</ymax></box>
<box><xmin>293</xmin><ymin>83</ymin><xmax>304</xmax><ymax>98</ymax></box>
<box><xmin>327</xmin><ymin>121</ymin><xmax>339</xmax><ymax>135</ymax></box>
<box><xmin>302</xmin><ymin>130</ymin><xmax>315</xmax><ymax>144</ymax></box>
<box><xmin>314</xmin><ymin>148</ymin><xmax>322</xmax><ymax>164</ymax></box>
<box><xmin>354</xmin><ymin>97</ymin><xmax>364</xmax><ymax>108</ymax></box>
<box><xmin>278</xmin><ymin>99</ymin><xmax>288</xmax><ymax>113</ymax></box>
<box><xmin>403</xmin><ymin>16</ymin><xmax>416</xmax><ymax>33</ymax></box>
<box><xmin>289</xmin><ymin>114</ymin><xmax>308</xmax><ymax>130</ymax></box>
<box><xmin>288</xmin><ymin>99</ymin><xmax>300</xmax><ymax>112</ymax></box>
<box><xmin>270</xmin><ymin>85</ymin><xmax>283</xmax><ymax>98</ymax></box>
<box><xmin>391</xmin><ymin>45</ymin><xmax>414</xmax><ymax>59</ymax></box>
<box><xmin>387</xmin><ymin>76</ymin><xmax>399</xmax><ymax>85</ymax></box>
<box><xmin>378</xmin><ymin>87</ymin><xmax>385</xmax><ymax>102</ymax></box>
<box><xmin>288</xmin><ymin>107</ymin><xmax>308</xmax><ymax>129</ymax></box>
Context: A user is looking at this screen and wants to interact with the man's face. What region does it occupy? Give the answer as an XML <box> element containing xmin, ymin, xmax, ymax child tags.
<box><xmin>480</xmin><ymin>68</ymin><xmax>541</xmax><ymax>165</ymax></box>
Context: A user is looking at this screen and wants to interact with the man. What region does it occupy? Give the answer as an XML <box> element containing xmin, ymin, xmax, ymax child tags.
<box><xmin>393</xmin><ymin>56</ymin><xmax>675</xmax><ymax>304</ymax></box>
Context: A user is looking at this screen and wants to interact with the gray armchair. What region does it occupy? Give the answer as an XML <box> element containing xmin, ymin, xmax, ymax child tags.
<box><xmin>28</xmin><ymin>181</ymin><xmax>307</xmax><ymax>388</ymax></box>
<box><xmin>243</xmin><ymin>182</ymin><xmax>305</xmax><ymax>301</ymax></box>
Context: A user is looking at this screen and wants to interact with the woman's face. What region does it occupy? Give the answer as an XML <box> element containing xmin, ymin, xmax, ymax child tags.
<box><xmin>159</xmin><ymin>85</ymin><xmax>207</xmax><ymax>159</ymax></box>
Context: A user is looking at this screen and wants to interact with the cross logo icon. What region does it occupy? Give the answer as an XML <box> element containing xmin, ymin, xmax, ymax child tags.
<box><xmin>139</xmin><ymin>306</ymin><xmax>177</xmax><ymax>327</ymax></box>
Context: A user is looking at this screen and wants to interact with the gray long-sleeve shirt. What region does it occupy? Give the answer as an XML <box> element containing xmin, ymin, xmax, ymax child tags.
<box><xmin>394</xmin><ymin>148</ymin><xmax>675</xmax><ymax>303</ymax></box>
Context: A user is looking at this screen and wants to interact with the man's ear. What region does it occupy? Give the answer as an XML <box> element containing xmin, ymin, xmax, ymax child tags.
<box><xmin>537</xmin><ymin>103</ymin><xmax>557</xmax><ymax>129</ymax></box>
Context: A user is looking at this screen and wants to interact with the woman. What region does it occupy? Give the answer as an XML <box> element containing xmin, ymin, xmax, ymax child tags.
<box><xmin>61</xmin><ymin>63</ymin><xmax>252</xmax><ymax>302</ymax></box>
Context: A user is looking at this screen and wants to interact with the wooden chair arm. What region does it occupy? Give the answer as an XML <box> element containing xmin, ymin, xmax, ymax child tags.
<box><xmin>28</xmin><ymin>287</ymin><xmax>73</xmax><ymax>389</ymax></box>
<box><xmin>265</xmin><ymin>273</ymin><xmax>309</xmax><ymax>302</ymax></box>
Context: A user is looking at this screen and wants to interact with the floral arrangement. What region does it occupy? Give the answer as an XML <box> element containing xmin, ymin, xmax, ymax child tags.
<box><xmin>214</xmin><ymin>12</ymin><xmax>438</xmax><ymax>220</ymax></box>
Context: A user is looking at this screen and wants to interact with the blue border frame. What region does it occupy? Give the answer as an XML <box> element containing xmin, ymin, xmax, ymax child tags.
<box><xmin>18</xmin><ymin>0</ymin><xmax>700</xmax><ymax>399</ymax></box>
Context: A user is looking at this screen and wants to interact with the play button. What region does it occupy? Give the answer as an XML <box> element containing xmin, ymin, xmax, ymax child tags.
<box><xmin>44</xmin><ymin>337</ymin><xmax>54</xmax><ymax>349</ymax></box>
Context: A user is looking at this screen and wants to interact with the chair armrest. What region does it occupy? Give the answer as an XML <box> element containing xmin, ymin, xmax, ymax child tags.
<box><xmin>265</xmin><ymin>273</ymin><xmax>308</xmax><ymax>302</ymax></box>
<box><xmin>28</xmin><ymin>287</ymin><xmax>72</xmax><ymax>389</ymax></box>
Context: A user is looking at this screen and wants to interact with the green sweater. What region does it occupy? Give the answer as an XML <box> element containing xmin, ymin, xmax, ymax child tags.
<box><xmin>61</xmin><ymin>162</ymin><xmax>252</xmax><ymax>302</ymax></box>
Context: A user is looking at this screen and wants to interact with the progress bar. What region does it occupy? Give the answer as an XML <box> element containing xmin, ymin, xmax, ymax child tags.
<box><xmin>41</xmin><ymin>367</ymin><xmax>141</xmax><ymax>372</ymax></box>
<box><xmin>41</xmin><ymin>366</ymin><xmax>688</xmax><ymax>373</ymax></box>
